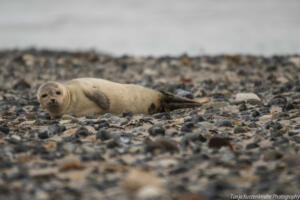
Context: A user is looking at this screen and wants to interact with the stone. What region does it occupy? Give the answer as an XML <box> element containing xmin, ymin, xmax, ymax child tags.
<box><xmin>235</xmin><ymin>93</ymin><xmax>261</xmax><ymax>102</ymax></box>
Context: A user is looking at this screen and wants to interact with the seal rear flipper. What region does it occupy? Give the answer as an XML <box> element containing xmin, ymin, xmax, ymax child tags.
<box><xmin>82</xmin><ymin>88</ymin><xmax>110</xmax><ymax>110</ymax></box>
<box><xmin>159</xmin><ymin>90</ymin><xmax>207</xmax><ymax>112</ymax></box>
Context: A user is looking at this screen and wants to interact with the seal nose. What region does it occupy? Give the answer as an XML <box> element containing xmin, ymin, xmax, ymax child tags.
<box><xmin>50</xmin><ymin>98</ymin><xmax>57</xmax><ymax>103</ymax></box>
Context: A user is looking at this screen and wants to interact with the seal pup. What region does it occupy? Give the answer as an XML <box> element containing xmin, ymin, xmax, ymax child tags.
<box><xmin>37</xmin><ymin>78</ymin><xmax>207</xmax><ymax>118</ymax></box>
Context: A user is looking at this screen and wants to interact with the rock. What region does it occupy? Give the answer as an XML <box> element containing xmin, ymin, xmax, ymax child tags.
<box><xmin>175</xmin><ymin>89</ymin><xmax>193</xmax><ymax>99</ymax></box>
<box><xmin>246</xmin><ymin>142</ymin><xmax>259</xmax><ymax>149</ymax></box>
<box><xmin>263</xmin><ymin>150</ymin><xmax>283</xmax><ymax>161</ymax></box>
<box><xmin>181</xmin><ymin>122</ymin><xmax>194</xmax><ymax>132</ymax></box>
<box><xmin>148</xmin><ymin>125</ymin><xmax>165</xmax><ymax>136</ymax></box>
<box><xmin>293</xmin><ymin>136</ymin><xmax>300</xmax><ymax>143</ymax></box>
<box><xmin>288</xmin><ymin>129</ymin><xmax>300</xmax><ymax>136</ymax></box>
<box><xmin>181</xmin><ymin>132</ymin><xmax>206</xmax><ymax>147</ymax></box>
<box><xmin>215</xmin><ymin>119</ymin><xmax>233</xmax><ymax>127</ymax></box>
<box><xmin>75</xmin><ymin>127</ymin><xmax>90</xmax><ymax>137</ymax></box>
<box><xmin>208</xmin><ymin>137</ymin><xmax>233</xmax><ymax>151</ymax></box>
<box><xmin>145</xmin><ymin>138</ymin><xmax>179</xmax><ymax>153</ymax></box>
<box><xmin>136</xmin><ymin>185</ymin><xmax>165</xmax><ymax>200</ymax></box>
<box><xmin>235</xmin><ymin>93</ymin><xmax>261</xmax><ymax>102</ymax></box>
<box><xmin>0</xmin><ymin>125</ymin><xmax>9</xmax><ymax>134</ymax></box>
<box><xmin>121</xmin><ymin>168</ymin><xmax>164</xmax><ymax>193</ymax></box>
<box><xmin>96</xmin><ymin>129</ymin><xmax>112</xmax><ymax>141</ymax></box>
<box><xmin>234</xmin><ymin>126</ymin><xmax>248</xmax><ymax>134</ymax></box>
<box><xmin>268</xmin><ymin>96</ymin><xmax>287</xmax><ymax>107</ymax></box>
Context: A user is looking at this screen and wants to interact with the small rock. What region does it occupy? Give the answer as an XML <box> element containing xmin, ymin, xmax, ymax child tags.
<box><xmin>235</xmin><ymin>93</ymin><xmax>261</xmax><ymax>102</ymax></box>
<box><xmin>136</xmin><ymin>185</ymin><xmax>165</xmax><ymax>200</ymax></box>
<box><xmin>181</xmin><ymin>122</ymin><xmax>194</xmax><ymax>132</ymax></box>
<box><xmin>153</xmin><ymin>113</ymin><xmax>171</xmax><ymax>120</ymax></box>
<box><xmin>148</xmin><ymin>125</ymin><xmax>165</xmax><ymax>136</ymax></box>
<box><xmin>96</xmin><ymin>129</ymin><xmax>112</xmax><ymax>141</ymax></box>
<box><xmin>288</xmin><ymin>129</ymin><xmax>300</xmax><ymax>136</ymax></box>
<box><xmin>169</xmin><ymin>164</ymin><xmax>188</xmax><ymax>175</ymax></box>
<box><xmin>175</xmin><ymin>89</ymin><xmax>193</xmax><ymax>99</ymax></box>
<box><xmin>121</xmin><ymin>168</ymin><xmax>164</xmax><ymax>193</ymax></box>
<box><xmin>246</xmin><ymin>142</ymin><xmax>259</xmax><ymax>149</ymax></box>
<box><xmin>208</xmin><ymin>137</ymin><xmax>233</xmax><ymax>151</ymax></box>
<box><xmin>263</xmin><ymin>150</ymin><xmax>283</xmax><ymax>161</ymax></box>
<box><xmin>239</xmin><ymin>103</ymin><xmax>247</xmax><ymax>111</ymax></box>
<box><xmin>75</xmin><ymin>127</ymin><xmax>90</xmax><ymax>137</ymax></box>
<box><xmin>293</xmin><ymin>136</ymin><xmax>300</xmax><ymax>143</ymax></box>
<box><xmin>234</xmin><ymin>126</ymin><xmax>248</xmax><ymax>134</ymax></box>
<box><xmin>215</xmin><ymin>119</ymin><xmax>233</xmax><ymax>127</ymax></box>
<box><xmin>268</xmin><ymin>96</ymin><xmax>287</xmax><ymax>107</ymax></box>
<box><xmin>0</xmin><ymin>125</ymin><xmax>9</xmax><ymax>134</ymax></box>
<box><xmin>145</xmin><ymin>138</ymin><xmax>179</xmax><ymax>153</ymax></box>
<box><xmin>181</xmin><ymin>132</ymin><xmax>206</xmax><ymax>147</ymax></box>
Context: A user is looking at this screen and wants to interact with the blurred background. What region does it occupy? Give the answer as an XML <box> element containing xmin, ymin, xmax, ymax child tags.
<box><xmin>1</xmin><ymin>0</ymin><xmax>300</xmax><ymax>56</ymax></box>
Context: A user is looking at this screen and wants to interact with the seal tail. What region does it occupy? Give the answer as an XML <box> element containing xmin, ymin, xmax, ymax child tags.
<box><xmin>159</xmin><ymin>90</ymin><xmax>209</xmax><ymax>112</ymax></box>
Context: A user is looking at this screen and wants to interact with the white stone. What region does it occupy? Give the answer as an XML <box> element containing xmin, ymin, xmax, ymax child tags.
<box><xmin>235</xmin><ymin>93</ymin><xmax>260</xmax><ymax>102</ymax></box>
<box><xmin>136</xmin><ymin>185</ymin><xmax>165</xmax><ymax>200</ymax></box>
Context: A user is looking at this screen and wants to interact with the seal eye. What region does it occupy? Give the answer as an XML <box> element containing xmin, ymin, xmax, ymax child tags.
<box><xmin>56</xmin><ymin>91</ymin><xmax>61</xmax><ymax>95</ymax></box>
<box><xmin>41</xmin><ymin>94</ymin><xmax>48</xmax><ymax>98</ymax></box>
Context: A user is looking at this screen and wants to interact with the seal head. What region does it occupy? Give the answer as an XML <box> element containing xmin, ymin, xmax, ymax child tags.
<box><xmin>37</xmin><ymin>81</ymin><xmax>69</xmax><ymax>117</ymax></box>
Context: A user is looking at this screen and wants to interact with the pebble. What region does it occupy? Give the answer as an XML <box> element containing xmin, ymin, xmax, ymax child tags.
<box><xmin>0</xmin><ymin>51</ymin><xmax>299</xmax><ymax>199</ymax></box>
<box><xmin>175</xmin><ymin>89</ymin><xmax>193</xmax><ymax>99</ymax></box>
<box><xmin>96</xmin><ymin>129</ymin><xmax>113</xmax><ymax>141</ymax></box>
<box><xmin>0</xmin><ymin>125</ymin><xmax>9</xmax><ymax>134</ymax></box>
<box><xmin>235</xmin><ymin>93</ymin><xmax>261</xmax><ymax>102</ymax></box>
<box><xmin>263</xmin><ymin>150</ymin><xmax>282</xmax><ymax>161</ymax></box>
<box><xmin>215</xmin><ymin>119</ymin><xmax>233</xmax><ymax>127</ymax></box>
<box><xmin>148</xmin><ymin>125</ymin><xmax>165</xmax><ymax>136</ymax></box>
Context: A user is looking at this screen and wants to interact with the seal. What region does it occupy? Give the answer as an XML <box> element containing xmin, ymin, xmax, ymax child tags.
<box><xmin>37</xmin><ymin>78</ymin><xmax>207</xmax><ymax>118</ymax></box>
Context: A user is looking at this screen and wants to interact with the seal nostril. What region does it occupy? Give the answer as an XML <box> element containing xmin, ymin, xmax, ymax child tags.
<box><xmin>51</xmin><ymin>99</ymin><xmax>56</xmax><ymax>103</ymax></box>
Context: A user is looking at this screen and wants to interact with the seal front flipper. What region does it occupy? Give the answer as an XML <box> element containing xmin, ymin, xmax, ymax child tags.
<box><xmin>82</xmin><ymin>87</ymin><xmax>110</xmax><ymax>110</ymax></box>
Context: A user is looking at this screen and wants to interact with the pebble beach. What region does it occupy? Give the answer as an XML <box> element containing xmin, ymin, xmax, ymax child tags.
<box><xmin>0</xmin><ymin>49</ymin><xmax>300</xmax><ymax>200</ymax></box>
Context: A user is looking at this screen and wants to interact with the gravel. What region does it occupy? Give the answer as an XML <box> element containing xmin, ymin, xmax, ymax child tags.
<box><xmin>0</xmin><ymin>49</ymin><xmax>299</xmax><ymax>200</ymax></box>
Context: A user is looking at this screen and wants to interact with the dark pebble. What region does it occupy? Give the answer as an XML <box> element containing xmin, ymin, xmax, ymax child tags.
<box><xmin>208</xmin><ymin>137</ymin><xmax>233</xmax><ymax>150</ymax></box>
<box><xmin>148</xmin><ymin>125</ymin><xmax>165</xmax><ymax>136</ymax></box>
<box><xmin>215</xmin><ymin>119</ymin><xmax>233</xmax><ymax>127</ymax></box>
<box><xmin>145</xmin><ymin>138</ymin><xmax>179</xmax><ymax>153</ymax></box>
<box><xmin>37</xmin><ymin>112</ymin><xmax>51</xmax><ymax>120</ymax></box>
<box><xmin>0</xmin><ymin>125</ymin><xmax>9</xmax><ymax>134</ymax></box>
<box><xmin>96</xmin><ymin>129</ymin><xmax>112</xmax><ymax>141</ymax></box>
<box><xmin>81</xmin><ymin>153</ymin><xmax>104</xmax><ymax>162</ymax></box>
<box><xmin>181</xmin><ymin>122</ymin><xmax>194</xmax><ymax>132</ymax></box>
<box><xmin>38</xmin><ymin>129</ymin><xmax>51</xmax><ymax>139</ymax></box>
<box><xmin>106</xmin><ymin>139</ymin><xmax>120</xmax><ymax>148</ymax></box>
<box><xmin>270</xmin><ymin>130</ymin><xmax>285</xmax><ymax>137</ymax></box>
<box><xmin>293</xmin><ymin>136</ymin><xmax>300</xmax><ymax>143</ymax></box>
<box><xmin>181</xmin><ymin>132</ymin><xmax>206</xmax><ymax>147</ymax></box>
<box><xmin>239</xmin><ymin>103</ymin><xmax>247</xmax><ymax>111</ymax></box>
<box><xmin>288</xmin><ymin>129</ymin><xmax>300</xmax><ymax>136</ymax></box>
<box><xmin>175</xmin><ymin>89</ymin><xmax>193</xmax><ymax>99</ymax></box>
<box><xmin>264</xmin><ymin>121</ymin><xmax>282</xmax><ymax>130</ymax></box>
<box><xmin>95</xmin><ymin>120</ymin><xmax>109</xmax><ymax>129</ymax></box>
<box><xmin>75</xmin><ymin>127</ymin><xmax>90</xmax><ymax>137</ymax></box>
<box><xmin>94</xmin><ymin>179</ymin><xmax>118</xmax><ymax>191</ymax></box>
<box><xmin>153</xmin><ymin>112</ymin><xmax>171</xmax><ymax>120</ymax></box>
<box><xmin>263</xmin><ymin>150</ymin><xmax>283</xmax><ymax>161</ymax></box>
<box><xmin>192</xmin><ymin>115</ymin><xmax>206</xmax><ymax>122</ymax></box>
<box><xmin>234</xmin><ymin>126</ymin><xmax>248</xmax><ymax>134</ymax></box>
<box><xmin>169</xmin><ymin>164</ymin><xmax>189</xmax><ymax>175</ymax></box>
<box><xmin>268</xmin><ymin>96</ymin><xmax>287</xmax><ymax>107</ymax></box>
<box><xmin>246</xmin><ymin>143</ymin><xmax>259</xmax><ymax>149</ymax></box>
